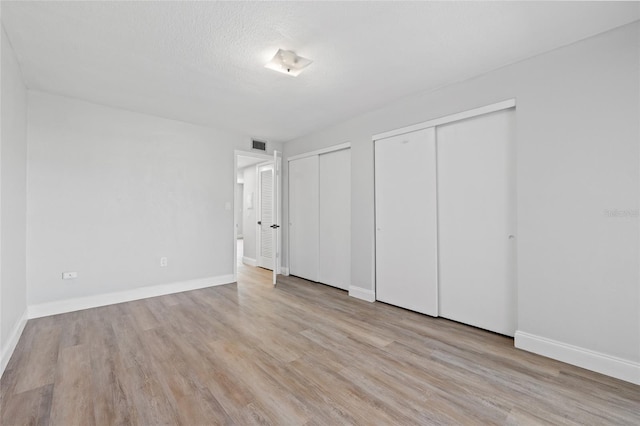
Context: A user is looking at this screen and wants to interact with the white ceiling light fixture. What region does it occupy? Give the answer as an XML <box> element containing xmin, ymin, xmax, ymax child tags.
<box><xmin>265</xmin><ymin>49</ymin><xmax>312</xmax><ymax>77</ymax></box>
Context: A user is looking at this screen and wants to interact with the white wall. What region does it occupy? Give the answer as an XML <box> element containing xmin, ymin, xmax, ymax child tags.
<box><xmin>241</xmin><ymin>165</ymin><xmax>257</xmax><ymax>262</ymax></box>
<box><xmin>26</xmin><ymin>91</ymin><xmax>281</xmax><ymax>308</ymax></box>
<box><xmin>282</xmin><ymin>23</ymin><xmax>639</xmax><ymax>377</ymax></box>
<box><xmin>0</xmin><ymin>23</ymin><xmax>28</xmax><ymax>373</ymax></box>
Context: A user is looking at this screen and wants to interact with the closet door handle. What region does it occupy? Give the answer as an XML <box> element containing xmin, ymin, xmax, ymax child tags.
<box><xmin>257</xmin><ymin>221</ymin><xmax>262</xmax><ymax>225</ymax></box>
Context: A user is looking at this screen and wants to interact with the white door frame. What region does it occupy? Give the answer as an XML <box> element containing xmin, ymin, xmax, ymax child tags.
<box><xmin>233</xmin><ymin>150</ymin><xmax>272</xmax><ymax>281</ymax></box>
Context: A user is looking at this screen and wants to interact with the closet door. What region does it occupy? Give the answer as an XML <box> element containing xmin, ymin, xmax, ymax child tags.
<box><xmin>289</xmin><ymin>156</ymin><xmax>319</xmax><ymax>281</ymax></box>
<box><xmin>319</xmin><ymin>149</ymin><xmax>351</xmax><ymax>290</ymax></box>
<box><xmin>437</xmin><ymin>108</ymin><xmax>516</xmax><ymax>336</ymax></box>
<box><xmin>375</xmin><ymin>128</ymin><xmax>438</xmax><ymax>316</ymax></box>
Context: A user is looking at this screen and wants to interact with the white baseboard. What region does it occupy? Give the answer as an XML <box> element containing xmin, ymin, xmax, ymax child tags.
<box><xmin>242</xmin><ymin>257</ymin><xmax>257</xmax><ymax>267</ymax></box>
<box><xmin>349</xmin><ymin>285</ymin><xmax>375</xmax><ymax>302</ymax></box>
<box><xmin>515</xmin><ymin>331</ymin><xmax>640</xmax><ymax>385</ymax></box>
<box><xmin>28</xmin><ymin>274</ymin><xmax>235</xmax><ymax>319</ymax></box>
<box><xmin>280</xmin><ymin>267</ymin><xmax>289</xmax><ymax>276</ymax></box>
<box><xmin>1</xmin><ymin>309</ymin><xmax>28</xmax><ymax>379</ymax></box>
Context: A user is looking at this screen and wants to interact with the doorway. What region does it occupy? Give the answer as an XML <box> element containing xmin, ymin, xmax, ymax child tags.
<box><xmin>234</xmin><ymin>150</ymin><xmax>282</xmax><ymax>286</ymax></box>
<box><xmin>234</xmin><ymin>151</ymin><xmax>271</xmax><ymax>284</ymax></box>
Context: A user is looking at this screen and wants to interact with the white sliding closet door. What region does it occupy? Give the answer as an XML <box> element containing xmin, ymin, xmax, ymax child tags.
<box><xmin>437</xmin><ymin>108</ymin><xmax>516</xmax><ymax>336</ymax></box>
<box><xmin>289</xmin><ymin>156</ymin><xmax>319</xmax><ymax>281</ymax></box>
<box><xmin>319</xmin><ymin>149</ymin><xmax>351</xmax><ymax>290</ymax></box>
<box><xmin>375</xmin><ymin>128</ymin><xmax>438</xmax><ymax>316</ymax></box>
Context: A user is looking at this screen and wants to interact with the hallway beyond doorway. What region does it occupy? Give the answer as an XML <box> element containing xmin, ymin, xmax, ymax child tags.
<box><xmin>237</xmin><ymin>238</ymin><xmax>272</xmax><ymax>288</ymax></box>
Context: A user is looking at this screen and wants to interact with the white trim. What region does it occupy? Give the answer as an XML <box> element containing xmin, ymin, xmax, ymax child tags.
<box><xmin>349</xmin><ymin>286</ymin><xmax>376</xmax><ymax>302</ymax></box>
<box><xmin>0</xmin><ymin>309</ymin><xmax>28</xmax><ymax>379</ymax></box>
<box><xmin>242</xmin><ymin>256</ymin><xmax>257</xmax><ymax>267</ymax></box>
<box><xmin>28</xmin><ymin>275</ymin><xmax>235</xmax><ymax>319</ymax></box>
<box><xmin>286</xmin><ymin>142</ymin><xmax>351</xmax><ymax>162</ymax></box>
<box><xmin>234</xmin><ymin>149</ymin><xmax>273</xmax><ymax>162</ymax></box>
<box><xmin>372</xmin><ymin>99</ymin><xmax>516</xmax><ymax>141</ymax></box>
<box><xmin>281</xmin><ymin>267</ymin><xmax>290</xmax><ymax>276</ymax></box>
<box><xmin>515</xmin><ymin>331</ymin><xmax>640</xmax><ymax>385</ymax></box>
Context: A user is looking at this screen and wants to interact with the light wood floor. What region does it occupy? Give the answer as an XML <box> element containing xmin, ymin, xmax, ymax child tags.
<box><xmin>1</xmin><ymin>265</ymin><xmax>639</xmax><ymax>425</ymax></box>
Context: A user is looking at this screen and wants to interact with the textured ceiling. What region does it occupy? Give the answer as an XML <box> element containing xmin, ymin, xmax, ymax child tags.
<box><xmin>2</xmin><ymin>1</ymin><xmax>638</xmax><ymax>142</ymax></box>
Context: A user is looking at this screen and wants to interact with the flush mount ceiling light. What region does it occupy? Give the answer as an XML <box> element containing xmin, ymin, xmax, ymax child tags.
<box><xmin>265</xmin><ymin>49</ymin><xmax>312</xmax><ymax>77</ymax></box>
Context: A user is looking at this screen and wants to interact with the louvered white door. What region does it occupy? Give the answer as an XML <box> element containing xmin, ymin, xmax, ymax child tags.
<box><xmin>272</xmin><ymin>150</ymin><xmax>282</xmax><ymax>285</ymax></box>
<box><xmin>258</xmin><ymin>164</ymin><xmax>274</xmax><ymax>269</ymax></box>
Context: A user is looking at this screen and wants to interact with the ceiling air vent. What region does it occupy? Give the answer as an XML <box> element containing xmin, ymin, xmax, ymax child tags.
<box><xmin>252</xmin><ymin>140</ymin><xmax>267</xmax><ymax>151</ymax></box>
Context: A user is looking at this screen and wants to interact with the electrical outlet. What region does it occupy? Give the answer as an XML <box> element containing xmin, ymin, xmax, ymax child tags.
<box><xmin>62</xmin><ymin>271</ymin><xmax>78</xmax><ymax>280</ymax></box>
<box><xmin>160</xmin><ymin>257</ymin><xmax>168</xmax><ymax>267</ymax></box>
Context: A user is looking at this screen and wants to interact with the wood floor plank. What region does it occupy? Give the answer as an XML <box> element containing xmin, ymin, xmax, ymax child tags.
<box><xmin>84</xmin><ymin>305</ymin><xmax>138</xmax><ymax>426</ymax></box>
<box><xmin>128</xmin><ymin>300</ymin><xmax>160</xmax><ymax>332</ymax></box>
<box><xmin>13</xmin><ymin>324</ymin><xmax>61</xmax><ymax>394</ymax></box>
<box><xmin>49</xmin><ymin>345</ymin><xmax>95</xmax><ymax>426</ymax></box>
<box><xmin>1</xmin><ymin>264</ymin><xmax>639</xmax><ymax>425</ymax></box>
<box><xmin>110</xmin><ymin>312</ymin><xmax>181</xmax><ymax>425</ymax></box>
<box><xmin>0</xmin><ymin>384</ymin><xmax>53</xmax><ymax>426</ymax></box>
